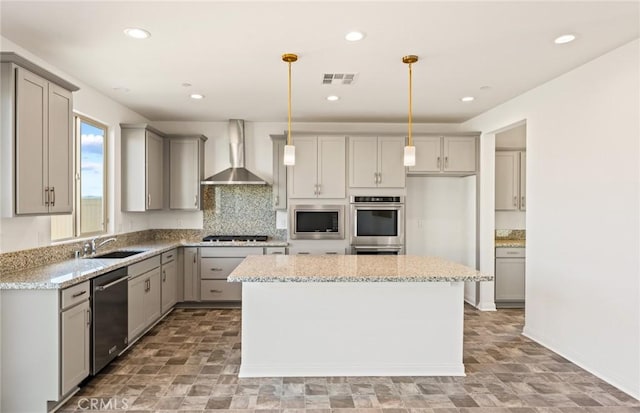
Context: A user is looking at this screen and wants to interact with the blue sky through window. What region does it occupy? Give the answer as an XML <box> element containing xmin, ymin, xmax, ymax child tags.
<box><xmin>80</xmin><ymin>121</ymin><xmax>104</xmax><ymax>198</ymax></box>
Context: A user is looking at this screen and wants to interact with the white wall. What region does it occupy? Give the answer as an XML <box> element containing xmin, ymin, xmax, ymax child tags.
<box><xmin>463</xmin><ymin>39</ymin><xmax>640</xmax><ymax>398</ymax></box>
<box><xmin>0</xmin><ymin>36</ymin><xmax>150</xmax><ymax>252</ymax></box>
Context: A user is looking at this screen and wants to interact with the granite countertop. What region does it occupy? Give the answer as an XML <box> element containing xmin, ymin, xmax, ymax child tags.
<box><xmin>228</xmin><ymin>255</ymin><xmax>493</xmax><ymax>283</ymax></box>
<box><xmin>0</xmin><ymin>240</ymin><xmax>288</xmax><ymax>290</ymax></box>
<box><xmin>495</xmin><ymin>239</ymin><xmax>526</xmax><ymax>248</ymax></box>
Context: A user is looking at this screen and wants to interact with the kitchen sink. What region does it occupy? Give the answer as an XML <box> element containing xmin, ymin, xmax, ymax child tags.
<box><xmin>90</xmin><ymin>250</ymin><xmax>145</xmax><ymax>259</ymax></box>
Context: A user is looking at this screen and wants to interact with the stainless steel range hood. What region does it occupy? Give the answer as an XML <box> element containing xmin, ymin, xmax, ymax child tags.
<box><xmin>201</xmin><ymin>119</ymin><xmax>267</xmax><ymax>185</ymax></box>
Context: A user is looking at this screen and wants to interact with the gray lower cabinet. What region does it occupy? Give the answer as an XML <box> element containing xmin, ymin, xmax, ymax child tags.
<box><xmin>60</xmin><ymin>281</ymin><xmax>91</xmax><ymax>397</ymax></box>
<box><xmin>128</xmin><ymin>256</ymin><xmax>162</xmax><ymax>342</ymax></box>
<box><xmin>0</xmin><ymin>279</ymin><xmax>91</xmax><ymax>412</ymax></box>
<box><xmin>161</xmin><ymin>249</ymin><xmax>178</xmax><ymax>314</ymax></box>
<box><xmin>199</xmin><ymin>247</ymin><xmax>264</xmax><ymax>301</ymax></box>
<box><xmin>183</xmin><ymin>247</ymin><xmax>199</xmax><ymax>301</ymax></box>
<box><xmin>495</xmin><ymin>247</ymin><xmax>525</xmax><ymax>308</ymax></box>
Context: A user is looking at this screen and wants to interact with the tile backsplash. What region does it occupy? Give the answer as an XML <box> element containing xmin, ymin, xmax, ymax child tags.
<box><xmin>202</xmin><ymin>185</ymin><xmax>286</xmax><ymax>239</ymax></box>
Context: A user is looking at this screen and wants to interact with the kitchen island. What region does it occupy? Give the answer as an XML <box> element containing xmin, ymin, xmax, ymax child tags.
<box><xmin>228</xmin><ymin>255</ymin><xmax>492</xmax><ymax>377</ymax></box>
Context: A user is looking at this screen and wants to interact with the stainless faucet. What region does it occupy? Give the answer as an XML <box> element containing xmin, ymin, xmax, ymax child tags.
<box><xmin>90</xmin><ymin>237</ymin><xmax>117</xmax><ymax>255</ymax></box>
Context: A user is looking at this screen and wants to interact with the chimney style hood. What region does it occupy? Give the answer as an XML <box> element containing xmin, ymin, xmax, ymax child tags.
<box><xmin>201</xmin><ymin>119</ymin><xmax>268</xmax><ymax>185</ymax></box>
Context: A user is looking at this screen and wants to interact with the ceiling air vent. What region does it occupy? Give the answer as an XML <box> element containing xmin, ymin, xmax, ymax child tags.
<box><xmin>322</xmin><ymin>73</ymin><xmax>358</xmax><ymax>85</ymax></box>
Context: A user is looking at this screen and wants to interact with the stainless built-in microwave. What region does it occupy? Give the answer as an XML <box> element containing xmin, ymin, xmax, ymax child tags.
<box><xmin>290</xmin><ymin>205</ymin><xmax>345</xmax><ymax>240</ymax></box>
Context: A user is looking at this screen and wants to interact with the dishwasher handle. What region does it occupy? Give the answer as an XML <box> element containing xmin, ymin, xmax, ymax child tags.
<box><xmin>95</xmin><ymin>276</ymin><xmax>128</xmax><ymax>292</ymax></box>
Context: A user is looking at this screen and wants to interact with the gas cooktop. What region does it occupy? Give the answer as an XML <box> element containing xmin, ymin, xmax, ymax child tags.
<box><xmin>202</xmin><ymin>235</ymin><xmax>269</xmax><ymax>242</ymax></box>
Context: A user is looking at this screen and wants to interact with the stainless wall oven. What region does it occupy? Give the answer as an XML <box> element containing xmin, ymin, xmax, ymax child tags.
<box><xmin>350</xmin><ymin>196</ymin><xmax>405</xmax><ymax>252</ymax></box>
<box><xmin>290</xmin><ymin>204</ymin><xmax>345</xmax><ymax>240</ymax></box>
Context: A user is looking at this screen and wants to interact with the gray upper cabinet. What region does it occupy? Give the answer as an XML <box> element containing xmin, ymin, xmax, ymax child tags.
<box><xmin>1</xmin><ymin>53</ymin><xmax>78</xmax><ymax>216</ymax></box>
<box><xmin>168</xmin><ymin>135</ymin><xmax>207</xmax><ymax>210</ymax></box>
<box><xmin>270</xmin><ymin>134</ymin><xmax>287</xmax><ymax>210</ymax></box>
<box><xmin>495</xmin><ymin>150</ymin><xmax>526</xmax><ymax>211</ymax></box>
<box><xmin>409</xmin><ymin>135</ymin><xmax>478</xmax><ymax>175</ymax></box>
<box><xmin>121</xmin><ymin>124</ymin><xmax>166</xmax><ymax>211</ymax></box>
<box><xmin>349</xmin><ymin>136</ymin><xmax>405</xmax><ymax>188</ymax></box>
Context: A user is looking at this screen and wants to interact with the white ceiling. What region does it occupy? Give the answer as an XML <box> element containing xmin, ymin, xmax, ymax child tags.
<box><xmin>1</xmin><ymin>1</ymin><xmax>638</xmax><ymax>123</ymax></box>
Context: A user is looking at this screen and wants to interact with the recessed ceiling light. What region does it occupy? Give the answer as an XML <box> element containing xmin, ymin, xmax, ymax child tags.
<box><xmin>123</xmin><ymin>27</ymin><xmax>151</xmax><ymax>39</ymax></box>
<box><xmin>181</xmin><ymin>82</ymin><xmax>192</xmax><ymax>87</ymax></box>
<box><xmin>345</xmin><ymin>31</ymin><xmax>365</xmax><ymax>42</ymax></box>
<box><xmin>554</xmin><ymin>34</ymin><xmax>576</xmax><ymax>44</ymax></box>
<box><xmin>190</xmin><ymin>94</ymin><xmax>205</xmax><ymax>100</ymax></box>
<box><xmin>461</xmin><ymin>96</ymin><xmax>475</xmax><ymax>102</ymax></box>
<box><xmin>326</xmin><ymin>95</ymin><xmax>340</xmax><ymax>101</ymax></box>
<box><xmin>479</xmin><ymin>85</ymin><xmax>491</xmax><ymax>90</ymax></box>
<box><xmin>112</xmin><ymin>87</ymin><xmax>130</xmax><ymax>93</ymax></box>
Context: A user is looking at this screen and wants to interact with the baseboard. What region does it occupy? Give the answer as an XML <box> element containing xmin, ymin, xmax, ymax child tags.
<box><xmin>476</xmin><ymin>301</ymin><xmax>497</xmax><ymax>311</ymax></box>
<box><xmin>523</xmin><ymin>325</ymin><xmax>640</xmax><ymax>400</ymax></box>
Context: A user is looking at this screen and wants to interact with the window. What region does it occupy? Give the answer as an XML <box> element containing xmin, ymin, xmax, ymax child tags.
<box><xmin>51</xmin><ymin>115</ymin><xmax>107</xmax><ymax>241</ymax></box>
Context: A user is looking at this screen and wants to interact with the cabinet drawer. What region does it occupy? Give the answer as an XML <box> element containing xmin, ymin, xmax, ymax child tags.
<box><xmin>61</xmin><ymin>281</ymin><xmax>90</xmax><ymax>310</ymax></box>
<box><xmin>200</xmin><ymin>257</ymin><xmax>244</xmax><ymax>280</ymax></box>
<box><xmin>265</xmin><ymin>247</ymin><xmax>287</xmax><ymax>255</ymax></box>
<box><xmin>200</xmin><ymin>247</ymin><xmax>263</xmax><ymax>258</ymax></box>
<box><xmin>161</xmin><ymin>249</ymin><xmax>176</xmax><ymax>264</ymax></box>
<box><xmin>129</xmin><ymin>255</ymin><xmax>161</xmax><ymax>278</ymax></box>
<box><xmin>496</xmin><ymin>247</ymin><xmax>525</xmax><ymax>258</ymax></box>
<box><xmin>201</xmin><ymin>280</ymin><xmax>241</xmax><ymax>301</ymax></box>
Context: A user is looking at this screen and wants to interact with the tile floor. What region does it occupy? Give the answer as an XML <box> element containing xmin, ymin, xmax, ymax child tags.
<box><xmin>59</xmin><ymin>306</ymin><xmax>640</xmax><ymax>412</ymax></box>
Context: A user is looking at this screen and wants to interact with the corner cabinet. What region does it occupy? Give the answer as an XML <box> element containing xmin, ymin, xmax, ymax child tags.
<box><xmin>168</xmin><ymin>135</ymin><xmax>207</xmax><ymax>210</ymax></box>
<box><xmin>121</xmin><ymin>124</ymin><xmax>166</xmax><ymax>211</ymax></box>
<box><xmin>1</xmin><ymin>52</ymin><xmax>79</xmax><ymax>216</ymax></box>
<box><xmin>288</xmin><ymin>135</ymin><xmax>346</xmax><ymax>199</ymax></box>
<box><xmin>409</xmin><ymin>135</ymin><xmax>478</xmax><ymax>175</ymax></box>
<box><xmin>349</xmin><ymin>136</ymin><xmax>406</xmax><ymax>188</ymax></box>
<box><xmin>271</xmin><ymin>134</ymin><xmax>287</xmax><ymax>209</ymax></box>
<box><xmin>495</xmin><ymin>151</ymin><xmax>526</xmax><ymax>211</ymax></box>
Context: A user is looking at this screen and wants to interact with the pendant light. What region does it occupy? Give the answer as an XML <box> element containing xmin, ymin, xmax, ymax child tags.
<box><xmin>282</xmin><ymin>53</ymin><xmax>298</xmax><ymax>165</ymax></box>
<box><xmin>403</xmin><ymin>55</ymin><xmax>418</xmax><ymax>166</ymax></box>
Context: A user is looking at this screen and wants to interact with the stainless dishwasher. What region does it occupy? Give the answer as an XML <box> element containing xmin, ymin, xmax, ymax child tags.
<box><xmin>91</xmin><ymin>267</ymin><xmax>128</xmax><ymax>374</ymax></box>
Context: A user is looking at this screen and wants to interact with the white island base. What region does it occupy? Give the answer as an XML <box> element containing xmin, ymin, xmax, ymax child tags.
<box><xmin>239</xmin><ymin>281</ymin><xmax>465</xmax><ymax>377</ymax></box>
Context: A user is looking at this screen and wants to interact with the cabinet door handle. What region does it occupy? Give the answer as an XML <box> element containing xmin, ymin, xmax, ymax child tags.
<box><xmin>325</xmin><ymin>252</ymin><xmax>338</xmax><ymax>255</ymax></box>
<box><xmin>317</xmin><ymin>184</ymin><xmax>321</xmax><ymax>195</ymax></box>
<box><xmin>445</xmin><ymin>157</ymin><xmax>449</xmax><ymax>169</ymax></box>
<box><xmin>211</xmin><ymin>268</ymin><xmax>223</xmax><ymax>271</ymax></box>
<box><xmin>72</xmin><ymin>290</ymin><xmax>87</xmax><ymax>298</ymax></box>
<box><xmin>51</xmin><ymin>187</ymin><xmax>55</xmax><ymax>206</ymax></box>
<box><xmin>147</xmin><ymin>193</ymin><xmax>151</xmax><ymax>208</ymax></box>
<box><xmin>437</xmin><ymin>157</ymin><xmax>441</xmax><ymax>169</ymax></box>
<box><xmin>86</xmin><ymin>308</ymin><xmax>92</xmax><ymax>327</ymax></box>
<box><xmin>162</xmin><ymin>270</ymin><xmax>166</xmax><ymax>282</ymax></box>
<box><xmin>521</xmin><ymin>196</ymin><xmax>525</xmax><ymax>208</ymax></box>
<box><xmin>44</xmin><ymin>187</ymin><xmax>50</xmax><ymax>206</ymax></box>
<box><xmin>378</xmin><ymin>173</ymin><xmax>382</xmax><ymax>184</ymax></box>
<box><xmin>193</xmin><ymin>254</ymin><xmax>196</xmax><ymax>263</ymax></box>
<box><xmin>165</xmin><ymin>254</ymin><xmax>173</xmax><ymax>260</ymax></box>
<box><xmin>275</xmin><ymin>195</ymin><xmax>279</xmax><ymax>206</ymax></box>
<box><xmin>513</xmin><ymin>196</ymin><xmax>517</xmax><ymax>207</ymax></box>
<box><xmin>271</xmin><ymin>252</ymin><xmax>283</xmax><ymax>255</ymax></box>
<box><xmin>194</xmin><ymin>195</ymin><xmax>198</xmax><ymax>207</ymax></box>
<box><xmin>210</xmin><ymin>289</ymin><xmax>223</xmax><ymax>293</ymax></box>
<box><xmin>298</xmin><ymin>252</ymin><xmax>310</xmax><ymax>255</ymax></box>
<box><xmin>373</xmin><ymin>172</ymin><xmax>378</xmax><ymax>184</ymax></box>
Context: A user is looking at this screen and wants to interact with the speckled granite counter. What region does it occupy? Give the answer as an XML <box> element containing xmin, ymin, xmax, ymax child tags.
<box><xmin>495</xmin><ymin>239</ymin><xmax>526</xmax><ymax>248</ymax></box>
<box><xmin>228</xmin><ymin>255</ymin><xmax>491</xmax><ymax>283</ymax></box>
<box><xmin>0</xmin><ymin>240</ymin><xmax>287</xmax><ymax>290</ymax></box>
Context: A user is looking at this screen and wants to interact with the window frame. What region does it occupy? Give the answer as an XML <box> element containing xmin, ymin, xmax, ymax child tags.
<box><xmin>51</xmin><ymin>114</ymin><xmax>108</xmax><ymax>241</ymax></box>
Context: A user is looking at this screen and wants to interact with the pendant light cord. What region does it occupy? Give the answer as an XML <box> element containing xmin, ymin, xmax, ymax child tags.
<box><xmin>287</xmin><ymin>60</ymin><xmax>292</xmax><ymax>146</ymax></box>
<box><xmin>408</xmin><ymin>61</ymin><xmax>413</xmax><ymax>147</ymax></box>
